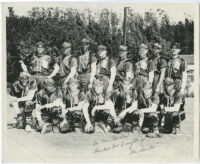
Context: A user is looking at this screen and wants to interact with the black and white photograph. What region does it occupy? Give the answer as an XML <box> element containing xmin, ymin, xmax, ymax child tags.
<box><xmin>2</xmin><ymin>2</ymin><xmax>199</xmax><ymax>162</ymax></box>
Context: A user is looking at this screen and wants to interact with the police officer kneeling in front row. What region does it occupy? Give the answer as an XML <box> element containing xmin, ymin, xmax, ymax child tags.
<box><xmin>9</xmin><ymin>72</ymin><xmax>37</xmax><ymax>132</ymax></box>
<box><xmin>159</xmin><ymin>77</ymin><xmax>186</xmax><ymax>134</ymax></box>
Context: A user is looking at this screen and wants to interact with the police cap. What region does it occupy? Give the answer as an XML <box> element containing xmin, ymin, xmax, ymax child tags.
<box><xmin>19</xmin><ymin>72</ymin><xmax>31</xmax><ymax>78</ymax></box>
<box><xmin>119</xmin><ymin>45</ymin><xmax>128</xmax><ymax>51</ymax></box>
<box><xmin>98</xmin><ymin>45</ymin><xmax>107</xmax><ymax>51</ymax></box>
<box><xmin>35</xmin><ymin>41</ymin><xmax>44</xmax><ymax>47</ymax></box>
<box><xmin>62</xmin><ymin>42</ymin><xmax>71</xmax><ymax>49</ymax></box>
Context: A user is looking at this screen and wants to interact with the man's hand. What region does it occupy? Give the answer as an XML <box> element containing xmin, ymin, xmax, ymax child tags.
<box><xmin>88</xmin><ymin>83</ymin><xmax>93</xmax><ymax>89</ymax></box>
<box><xmin>59</xmin><ymin>107</ymin><xmax>68</xmax><ymax>118</ymax></box>
<box><xmin>91</xmin><ymin>107</ymin><xmax>96</xmax><ymax>117</ymax></box>
<box><xmin>107</xmin><ymin>85</ymin><xmax>112</xmax><ymax>94</ymax></box>
<box><xmin>36</xmin><ymin>105</ymin><xmax>43</xmax><ymax>111</ymax></box>
<box><xmin>180</xmin><ymin>88</ymin><xmax>185</xmax><ymax>95</ymax></box>
<box><xmin>155</xmin><ymin>86</ymin><xmax>160</xmax><ymax>93</ymax></box>
<box><xmin>15</xmin><ymin>98</ymin><xmax>19</xmax><ymax>103</ymax></box>
<box><xmin>84</xmin><ymin>123</ymin><xmax>94</xmax><ymax>133</ymax></box>
<box><xmin>139</xmin><ymin>108</ymin><xmax>147</xmax><ymax>114</ymax></box>
<box><xmin>105</xmin><ymin>100</ymin><xmax>113</xmax><ymax>106</ymax></box>
<box><xmin>38</xmin><ymin>120</ymin><xmax>45</xmax><ymax>129</ymax></box>
<box><xmin>65</xmin><ymin>108</ymin><xmax>70</xmax><ymax>113</ymax></box>
<box><xmin>60</xmin><ymin>119</ymin><xmax>67</xmax><ymax>128</ymax></box>
<box><xmin>118</xmin><ymin>111</ymin><xmax>126</xmax><ymax>120</ymax></box>
<box><xmin>114</xmin><ymin>117</ymin><xmax>121</xmax><ymax>125</ymax></box>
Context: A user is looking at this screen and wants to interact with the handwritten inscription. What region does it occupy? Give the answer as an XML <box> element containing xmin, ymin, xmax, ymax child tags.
<box><xmin>93</xmin><ymin>133</ymin><xmax>156</xmax><ymax>154</ymax></box>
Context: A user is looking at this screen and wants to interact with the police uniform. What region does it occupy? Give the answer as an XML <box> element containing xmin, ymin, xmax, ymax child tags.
<box><xmin>77</xmin><ymin>38</ymin><xmax>97</xmax><ymax>92</ymax></box>
<box><xmin>96</xmin><ymin>45</ymin><xmax>116</xmax><ymax>92</ymax></box>
<box><xmin>165</xmin><ymin>56</ymin><xmax>187</xmax><ymax>91</ymax></box>
<box><xmin>160</xmin><ymin>78</ymin><xmax>185</xmax><ymax>133</ymax></box>
<box><xmin>24</xmin><ymin>42</ymin><xmax>57</xmax><ymax>90</ymax></box>
<box><xmin>114</xmin><ymin>45</ymin><xmax>134</xmax><ymax>90</ymax></box>
<box><xmin>11</xmin><ymin>72</ymin><xmax>37</xmax><ymax>129</ymax></box>
<box><xmin>113</xmin><ymin>79</ymin><xmax>138</xmax><ymax>133</ymax></box>
<box><xmin>150</xmin><ymin>43</ymin><xmax>166</xmax><ymax>94</ymax></box>
<box><xmin>137</xmin><ymin>84</ymin><xmax>160</xmax><ymax>133</ymax></box>
<box><xmin>152</xmin><ymin>57</ymin><xmax>166</xmax><ymax>92</ymax></box>
<box><xmin>36</xmin><ymin>79</ymin><xmax>63</xmax><ymax>132</ymax></box>
<box><xmin>62</xmin><ymin>78</ymin><xmax>87</xmax><ymax>132</ymax></box>
<box><xmin>57</xmin><ymin>42</ymin><xmax>78</xmax><ymax>91</ymax></box>
<box><xmin>86</xmin><ymin>79</ymin><xmax>115</xmax><ymax>129</ymax></box>
<box><xmin>134</xmin><ymin>45</ymin><xmax>156</xmax><ymax>89</ymax></box>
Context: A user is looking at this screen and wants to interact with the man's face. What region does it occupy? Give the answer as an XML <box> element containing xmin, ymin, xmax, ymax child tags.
<box><xmin>19</xmin><ymin>77</ymin><xmax>29</xmax><ymax>87</ymax></box>
<box><xmin>45</xmin><ymin>84</ymin><xmax>56</xmax><ymax>93</ymax></box>
<box><xmin>82</xmin><ymin>43</ymin><xmax>89</xmax><ymax>52</ymax></box>
<box><xmin>98</xmin><ymin>49</ymin><xmax>107</xmax><ymax>58</ymax></box>
<box><xmin>94</xmin><ymin>84</ymin><xmax>104</xmax><ymax>95</ymax></box>
<box><xmin>171</xmin><ymin>48</ymin><xmax>180</xmax><ymax>57</ymax></box>
<box><xmin>63</xmin><ymin>47</ymin><xmax>71</xmax><ymax>55</ymax></box>
<box><xmin>139</xmin><ymin>47</ymin><xmax>148</xmax><ymax>59</ymax></box>
<box><xmin>119</xmin><ymin>50</ymin><xmax>127</xmax><ymax>59</ymax></box>
<box><xmin>153</xmin><ymin>47</ymin><xmax>161</xmax><ymax>56</ymax></box>
<box><xmin>37</xmin><ymin>45</ymin><xmax>45</xmax><ymax>54</ymax></box>
<box><xmin>69</xmin><ymin>83</ymin><xmax>78</xmax><ymax>92</ymax></box>
<box><xmin>165</xmin><ymin>84</ymin><xmax>175</xmax><ymax>96</ymax></box>
<box><xmin>123</xmin><ymin>83</ymin><xmax>132</xmax><ymax>93</ymax></box>
<box><xmin>143</xmin><ymin>88</ymin><xmax>152</xmax><ymax>99</ymax></box>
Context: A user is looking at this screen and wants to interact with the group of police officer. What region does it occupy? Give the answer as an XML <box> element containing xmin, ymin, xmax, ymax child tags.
<box><xmin>9</xmin><ymin>37</ymin><xmax>187</xmax><ymax>138</ymax></box>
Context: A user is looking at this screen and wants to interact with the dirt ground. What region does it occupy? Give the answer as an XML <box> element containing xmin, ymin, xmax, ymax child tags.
<box><xmin>3</xmin><ymin>98</ymin><xmax>195</xmax><ymax>162</ymax></box>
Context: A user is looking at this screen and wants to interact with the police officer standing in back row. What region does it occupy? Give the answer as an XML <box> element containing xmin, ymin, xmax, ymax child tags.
<box><xmin>96</xmin><ymin>45</ymin><xmax>117</xmax><ymax>94</ymax></box>
<box><xmin>151</xmin><ymin>43</ymin><xmax>166</xmax><ymax>94</ymax></box>
<box><xmin>112</xmin><ymin>45</ymin><xmax>134</xmax><ymax>127</ymax></box>
<box><xmin>20</xmin><ymin>41</ymin><xmax>59</xmax><ymax>90</ymax></box>
<box><xmin>160</xmin><ymin>42</ymin><xmax>187</xmax><ymax>134</ymax></box>
<box><xmin>134</xmin><ymin>43</ymin><xmax>155</xmax><ymax>90</ymax></box>
<box><xmin>77</xmin><ymin>37</ymin><xmax>97</xmax><ymax>92</ymax></box>
<box><xmin>114</xmin><ymin>45</ymin><xmax>134</xmax><ymax>89</ymax></box>
<box><xmin>57</xmin><ymin>42</ymin><xmax>78</xmax><ymax>93</ymax></box>
<box><xmin>165</xmin><ymin>43</ymin><xmax>187</xmax><ymax>96</ymax></box>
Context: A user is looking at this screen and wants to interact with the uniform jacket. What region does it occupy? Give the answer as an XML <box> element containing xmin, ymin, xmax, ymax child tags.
<box><xmin>63</xmin><ymin>88</ymin><xmax>86</xmax><ymax>108</ymax></box>
<box><xmin>137</xmin><ymin>91</ymin><xmax>159</xmax><ymax>109</ymax></box>
<box><xmin>57</xmin><ymin>54</ymin><xmax>78</xmax><ymax>78</ymax></box>
<box><xmin>77</xmin><ymin>51</ymin><xmax>97</xmax><ymax>74</ymax></box>
<box><xmin>165</xmin><ymin>56</ymin><xmax>187</xmax><ymax>80</ymax></box>
<box><xmin>134</xmin><ymin>57</ymin><xmax>156</xmax><ymax>77</ymax></box>
<box><xmin>96</xmin><ymin>56</ymin><xmax>116</xmax><ymax>77</ymax></box>
<box><xmin>115</xmin><ymin>57</ymin><xmax>133</xmax><ymax>81</ymax></box>
<box><xmin>37</xmin><ymin>87</ymin><xmax>63</xmax><ymax>106</ymax></box>
<box><xmin>24</xmin><ymin>53</ymin><xmax>56</xmax><ymax>76</ymax></box>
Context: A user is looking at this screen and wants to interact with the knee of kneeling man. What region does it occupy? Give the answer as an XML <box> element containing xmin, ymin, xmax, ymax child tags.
<box><xmin>133</xmin><ymin>110</ymin><xmax>139</xmax><ymax>115</ymax></box>
<box><xmin>25</xmin><ymin>101</ymin><xmax>34</xmax><ymax>112</ymax></box>
<box><xmin>103</xmin><ymin>109</ymin><xmax>110</xmax><ymax>114</ymax></box>
<box><xmin>25</xmin><ymin>100</ymin><xmax>33</xmax><ymax>107</ymax></box>
<box><xmin>148</xmin><ymin>113</ymin><xmax>157</xmax><ymax>118</ymax></box>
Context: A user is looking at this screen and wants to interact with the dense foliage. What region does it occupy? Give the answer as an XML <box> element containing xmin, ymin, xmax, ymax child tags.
<box><xmin>6</xmin><ymin>7</ymin><xmax>194</xmax><ymax>83</ymax></box>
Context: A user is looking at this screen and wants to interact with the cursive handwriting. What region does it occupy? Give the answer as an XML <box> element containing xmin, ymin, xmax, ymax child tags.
<box><xmin>93</xmin><ymin>133</ymin><xmax>156</xmax><ymax>154</ymax></box>
<box><xmin>112</xmin><ymin>133</ymin><xmax>129</xmax><ymax>141</ymax></box>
